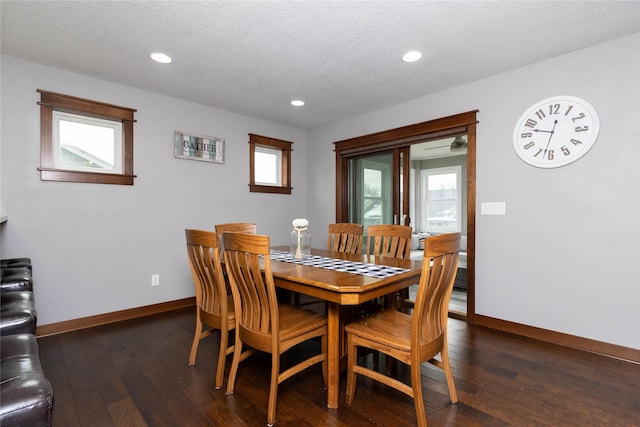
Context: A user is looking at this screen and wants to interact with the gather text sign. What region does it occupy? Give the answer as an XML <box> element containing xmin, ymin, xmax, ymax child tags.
<box><xmin>174</xmin><ymin>130</ymin><xmax>225</xmax><ymax>163</ymax></box>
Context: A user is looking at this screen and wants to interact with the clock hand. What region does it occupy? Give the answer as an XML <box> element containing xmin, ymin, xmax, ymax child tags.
<box><xmin>542</xmin><ymin>120</ymin><xmax>558</xmax><ymax>157</ymax></box>
<box><xmin>533</xmin><ymin>129</ymin><xmax>554</xmax><ymax>134</ymax></box>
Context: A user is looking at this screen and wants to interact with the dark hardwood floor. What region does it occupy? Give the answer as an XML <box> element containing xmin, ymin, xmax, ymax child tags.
<box><xmin>37</xmin><ymin>307</ymin><xmax>639</xmax><ymax>426</ymax></box>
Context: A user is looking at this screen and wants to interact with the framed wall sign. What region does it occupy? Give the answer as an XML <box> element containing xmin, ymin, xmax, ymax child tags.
<box><xmin>174</xmin><ymin>130</ymin><xmax>225</xmax><ymax>164</ymax></box>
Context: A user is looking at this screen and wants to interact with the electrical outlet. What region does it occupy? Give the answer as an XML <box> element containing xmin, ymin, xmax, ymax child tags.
<box><xmin>151</xmin><ymin>274</ymin><xmax>160</xmax><ymax>286</ymax></box>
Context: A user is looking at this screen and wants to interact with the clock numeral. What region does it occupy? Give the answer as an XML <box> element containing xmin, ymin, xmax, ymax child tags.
<box><xmin>524</xmin><ymin>118</ymin><xmax>537</xmax><ymax>128</ymax></box>
<box><xmin>548</xmin><ymin>104</ymin><xmax>560</xmax><ymax>115</ymax></box>
<box><xmin>575</xmin><ymin>125</ymin><xmax>589</xmax><ymax>132</ymax></box>
<box><xmin>561</xmin><ymin>146</ymin><xmax>570</xmax><ymax>155</ymax></box>
<box><xmin>535</xmin><ymin>109</ymin><xmax>546</xmax><ymax>120</ymax></box>
<box><xmin>570</xmin><ymin>138</ymin><xmax>583</xmax><ymax>146</ymax></box>
<box><xmin>534</xmin><ymin>148</ymin><xmax>544</xmax><ymax>157</ymax></box>
<box><xmin>571</xmin><ymin>112</ymin><xmax>585</xmax><ymax>122</ymax></box>
<box><xmin>521</xmin><ymin>132</ymin><xmax>532</xmax><ymax>138</ymax></box>
<box><xmin>564</xmin><ymin>105</ymin><xmax>574</xmax><ymax>115</ymax></box>
<box><xmin>547</xmin><ymin>150</ymin><xmax>554</xmax><ymax>160</ymax></box>
<box><xmin>523</xmin><ymin>141</ymin><xmax>535</xmax><ymax>149</ymax></box>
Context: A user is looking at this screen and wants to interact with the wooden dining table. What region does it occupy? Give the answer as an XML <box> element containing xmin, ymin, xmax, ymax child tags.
<box><xmin>269</xmin><ymin>246</ymin><xmax>423</xmax><ymax>409</ymax></box>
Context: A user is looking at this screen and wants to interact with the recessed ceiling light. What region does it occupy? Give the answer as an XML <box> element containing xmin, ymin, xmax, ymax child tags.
<box><xmin>291</xmin><ymin>100</ymin><xmax>305</xmax><ymax>107</ymax></box>
<box><xmin>150</xmin><ymin>52</ymin><xmax>172</xmax><ymax>64</ymax></box>
<box><xmin>402</xmin><ymin>50</ymin><xmax>422</xmax><ymax>63</ymax></box>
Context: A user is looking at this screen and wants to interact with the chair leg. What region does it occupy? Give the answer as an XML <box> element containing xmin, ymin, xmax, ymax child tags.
<box><xmin>226</xmin><ymin>328</ymin><xmax>242</xmax><ymax>395</ymax></box>
<box><xmin>441</xmin><ymin>344</ymin><xmax>458</xmax><ymax>403</ymax></box>
<box><xmin>345</xmin><ymin>334</ymin><xmax>357</xmax><ymax>404</ymax></box>
<box><xmin>267</xmin><ymin>352</ymin><xmax>280</xmax><ymax>426</ymax></box>
<box><xmin>411</xmin><ymin>361</ymin><xmax>427</xmax><ymax>427</ymax></box>
<box><xmin>188</xmin><ymin>316</ymin><xmax>203</xmax><ymax>366</ymax></box>
<box><xmin>215</xmin><ymin>328</ymin><xmax>228</xmax><ymax>389</ymax></box>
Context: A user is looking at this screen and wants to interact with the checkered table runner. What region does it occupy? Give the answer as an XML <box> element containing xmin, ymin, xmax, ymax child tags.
<box><xmin>269</xmin><ymin>249</ymin><xmax>409</xmax><ymax>279</ymax></box>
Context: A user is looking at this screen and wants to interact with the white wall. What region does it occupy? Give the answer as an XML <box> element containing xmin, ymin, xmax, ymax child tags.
<box><xmin>1</xmin><ymin>55</ymin><xmax>307</xmax><ymax>325</ymax></box>
<box><xmin>307</xmin><ymin>33</ymin><xmax>640</xmax><ymax>349</ymax></box>
<box><xmin>2</xmin><ymin>33</ymin><xmax>639</xmax><ymax>350</ymax></box>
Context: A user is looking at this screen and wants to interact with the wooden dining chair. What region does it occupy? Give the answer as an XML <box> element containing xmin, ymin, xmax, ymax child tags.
<box><xmin>364</xmin><ymin>224</ymin><xmax>413</xmax><ymax>310</ymax></box>
<box><xmin>345</xmin><ymin>232</ymin><xmax>461</xmax><ymax>427</ymax></box>
<box><xmin>327</xmin><ymin>223</ymin><xmax>364</xmax><ymax>254</ymax></box>
<box><xmin>185</xmin><ymin>229</ymin><xmax>236</xmax><ymax>389</ymax></box>
<box><xmin>223</xmin><ymin>232</ymin><xmax>328</xmax><ymax>427</ymax></box>
<box><xmin>365</xmin><ymin>224</ymin><xmax>412</xmax><ymax>259</ymax></box>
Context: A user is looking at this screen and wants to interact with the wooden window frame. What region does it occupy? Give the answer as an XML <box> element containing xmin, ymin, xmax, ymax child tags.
<box><xmin>248</xmin><ymin>133</ymin><xmax>293</xmax><ymax>194</ymax></box>
<box><xmin>37</xmin><ymin>89</ymin><xmax>137</xmax><ymax>185</ymax></box>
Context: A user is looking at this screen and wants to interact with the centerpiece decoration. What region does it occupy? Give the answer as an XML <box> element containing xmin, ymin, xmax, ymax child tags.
<box><xmin>290</xmin><ymin>218</ymin><xmax>311</xmax><ymax>259</ymax></box>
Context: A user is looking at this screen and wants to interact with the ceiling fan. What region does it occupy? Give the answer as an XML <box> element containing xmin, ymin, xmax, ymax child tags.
<box><xmin>418</xmin><ymin>136</ymin><xmax>467</xmax><ymax>152</ymax></box>
<box><xmin>449</xmin><ymin>136</ymin><xmax>467</xmax><ymax>151</ymax></box>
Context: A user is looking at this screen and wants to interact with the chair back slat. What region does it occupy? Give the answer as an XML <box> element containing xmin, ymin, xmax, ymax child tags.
<box><xmin>185</xmin><ymin>229</ymin><xmax>227</xmax><ymax>317</ymax></box>
<box><xmin>366</xmin><ymin>224</ymin><xmax>412</xmax><ymax>259</ymax></box>
<box><xmin>413</xmin><ymin>233</ymin><xmax>461</xmax><ymax>345</ymax></box>
<box><xmin>328</xmin><ymin>223</ymin><xmax>364</xmax><ymax>254</ymax></box>
<box><xmin>223</xmin><ymin>233</ymin><xmax>278</xmax><ymax>345</ymax></box>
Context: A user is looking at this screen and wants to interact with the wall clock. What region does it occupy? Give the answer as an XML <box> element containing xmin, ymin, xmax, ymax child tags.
<box><xmin>513</xmin><ymin>95</ymin><xmax>600</xmax><ymax>168</ymax></box>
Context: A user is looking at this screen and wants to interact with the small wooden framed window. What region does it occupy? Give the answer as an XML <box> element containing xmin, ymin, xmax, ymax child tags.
<box><xmin>248</xmin><ymin>133</ymin><xmax>293</xmax><ymax>194</ymax></box>
<box><xmin>37</xmin><ymin>89</ymin><xmax>137</xmax><ymax>185</ymax></box>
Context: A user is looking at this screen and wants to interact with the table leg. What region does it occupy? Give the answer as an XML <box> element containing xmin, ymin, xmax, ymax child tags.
<box><xmin>326</xmin><ymin>301</ymin><xmax>340</xmax><ymax>409</ymax></box>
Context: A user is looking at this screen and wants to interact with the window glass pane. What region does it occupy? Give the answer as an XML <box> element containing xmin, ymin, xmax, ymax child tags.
<box><xmin>363</xmin><ymin>168</ymin><xmax>382</xmax><ymax>226</ymax></box>
<box><xmin>255</xmin><ymin>146</ymin><xmax>281</xmax><ymax>185</ymax></box>
<box><xmin>54</xmin><ymin>112</ymin><xmax>122</xmax><ymax>173</ymax></box>
<box><xmin>422</xmin><ymin>167</ymin><xmax>461</xmax><ymax>233</ymax></box>
<box><xmin>364</xmin><ymin>169</ymin><xmax>382</xmax><ymax>197</ymax></box>
<box><xmin>349</xmin><ymin>153</ymin><xmax>393</xmax><ymax>228</ymax></box>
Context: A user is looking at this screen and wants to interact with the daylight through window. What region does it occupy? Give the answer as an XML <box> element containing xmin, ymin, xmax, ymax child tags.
<box><xmin>421</xmin><ymin>166</ymin><xmax>462</xmax><ymax>233</ymax></box>
<box><xmin>54</xmin><ymin>111</ymin><xmax>123</xmax><ymax>174</ymax></box>
<box><xmin>254</xmin><ymin>146</ymin><xmax>282</xmax><ymax>186</ymax></box>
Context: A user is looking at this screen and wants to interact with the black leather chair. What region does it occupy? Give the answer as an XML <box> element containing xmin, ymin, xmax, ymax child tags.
<box><xmin>0</xmin><ymin>258</ymin><xmax>53</xmax><ymax>424</ymax></box>
<box><xmin>0</xmin><ymin>334</ymin><xmax>54</xmax><ymax>426</ymax></box>
<box><xmin>1</xmin><ymin>260</ymin><xmax>37</xmax><ymax>336</ymax></box>
<box><xmin>1</xmin><ymin>291</ymin><xmax>37</xmax><ymax>336</ymax></box>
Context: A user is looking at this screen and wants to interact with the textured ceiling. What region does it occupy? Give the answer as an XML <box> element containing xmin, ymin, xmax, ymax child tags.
<box><xmin>2</xmin><ymin>1</ymin><xmax>639</xmax><ymax>130</ymax></box>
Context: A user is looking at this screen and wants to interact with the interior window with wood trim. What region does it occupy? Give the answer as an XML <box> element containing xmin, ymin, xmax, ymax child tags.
<box><xmin>248</xmin><ymin>133</ymin><xmax>293</xmax><ymax>194</ymax></box>
<box><xmin>37</xmin><ymin>89</ymin><xmax>137</xmax><ymax>185</ymax></box>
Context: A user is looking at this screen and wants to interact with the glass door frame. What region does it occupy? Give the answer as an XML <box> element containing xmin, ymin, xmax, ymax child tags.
<box><xmin>346</xmin><ymin>148</ymin><xmax>410</xmax><ymax>227</ymax></box>
<box><xmin>334</xmin><ymin>110</ymin><xmax>478</xmax><ymax>322</ymax></box>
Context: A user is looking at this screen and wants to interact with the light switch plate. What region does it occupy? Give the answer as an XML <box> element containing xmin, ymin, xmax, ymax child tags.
<box><xmin>481</xmin><ymin>202</ymin><xmax>506</xmax><ymax>215</ymax></box>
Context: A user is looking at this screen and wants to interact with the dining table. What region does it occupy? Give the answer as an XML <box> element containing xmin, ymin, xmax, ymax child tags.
<box><xmin>268</xmin><ymin>246</ymin><xmax>423</xmax><ymax>409</ymax></box>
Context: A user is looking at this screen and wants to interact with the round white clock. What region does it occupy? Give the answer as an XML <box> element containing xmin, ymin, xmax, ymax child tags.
<box><xmin>513</xmin><ymin>96</ymin><xmax>600</xmax><ymax>168</ymax></box>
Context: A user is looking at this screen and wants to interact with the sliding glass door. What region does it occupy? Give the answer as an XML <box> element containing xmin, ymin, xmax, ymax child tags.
<box><xmin>346</xmin><ymin>148</ymin><xmax>409</xmax><ymax>229</ymax></box>
<box><xmin>349</xmin><ymin>152</ymin><xmax>391</xmax><ymax>227</ymax></box>
<box><xmin>334</xmin><ymin>110</ymin><xmax>477</xmax><ymax>321</ymax></box>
